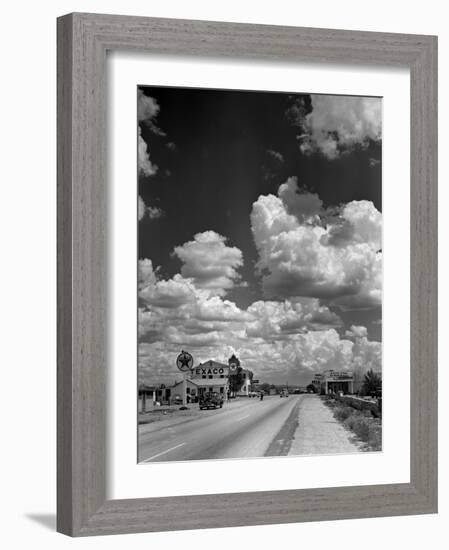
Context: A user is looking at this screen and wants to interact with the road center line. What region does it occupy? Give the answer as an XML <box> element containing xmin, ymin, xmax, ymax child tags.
<box><xmin>141</xmin><ymin>442</ymin><xmax>186</xmax><ymax>462</ymax></box>
<box><xmin>236</xmin><ymin>414</ymin><xmax>251</xmax><ymax>422</ymax></box>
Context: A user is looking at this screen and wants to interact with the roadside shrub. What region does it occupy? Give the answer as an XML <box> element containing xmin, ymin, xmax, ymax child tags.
<box><xmin>322</xmin><ymin>396</ymin><xmax>336</xmax><ymax>407</ymax></box>
<box><xmin>327</xmin><ymin>399</ymin><xmax>382</xmax><ymax>451</ymax></box>
<box><xmin>334</xmin><ymin>406</ymin><xmax>354</xmax><ymax>422</ymax></box>
<box><xmin>367</xmin><ymin>422</ymin><xmax>382</xmax><ymax>450</ymax></box>
<box><xmin>344</xmin><ymin>415</ymin><xmax>371</xmax><ymax>441</ymax></box>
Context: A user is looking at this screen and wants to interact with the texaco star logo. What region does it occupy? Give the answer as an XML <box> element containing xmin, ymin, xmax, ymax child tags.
<box><xmin>176</xmin><ymin>350</ymin><xmax>194</xmax><ymax>372</ymax></box>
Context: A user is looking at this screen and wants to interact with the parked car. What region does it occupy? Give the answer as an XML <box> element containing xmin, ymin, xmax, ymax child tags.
<box><xmin>279</xmin><ymin>390</ymin><xmax>289</xmax><ymax>397</ymax></box>
<box><xmin>199</xmin><ymin>392</ymin><xmax>224</xmax><ymax>410</ymax></box>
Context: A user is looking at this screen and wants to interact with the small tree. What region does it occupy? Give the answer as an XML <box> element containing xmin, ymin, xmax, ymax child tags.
<box><xmin>363</xmin><ymin>369</ymin><xmax>382</xmax><ymax>397</ymax></box>
<box><xmin>229</xmin><ymin>366</ymin><xmax>244</xmax><ymax>394</ymax></box>
<box><xmin>228</xmin><ymin>354</ymin><xmax>242</xmax><ymax>395</ymax></box>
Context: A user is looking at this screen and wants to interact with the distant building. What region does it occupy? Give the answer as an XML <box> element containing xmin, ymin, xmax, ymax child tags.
<box><xmin>311</xmin><ymin>370</ymin><xmax>355</xmax><ymax>395</ymax></box>
<box><xmin>170</xmin><ymin>378</ymin><xmax>201</xmax><ymax>404</ymax></box>
<box><xmin>138</xmin><ymin>383</ymin><xmax>172</xmax><ymax>410</ymax></box>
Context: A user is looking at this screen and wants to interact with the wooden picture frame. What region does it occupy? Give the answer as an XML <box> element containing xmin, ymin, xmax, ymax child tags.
<box><xmin>57</xmin><ymin>12</ymin><xmax>438</xmax><ymax>536</ymax></box>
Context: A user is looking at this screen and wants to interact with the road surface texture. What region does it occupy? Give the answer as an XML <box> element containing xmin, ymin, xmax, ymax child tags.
<box><xmin>289</xmin><ymin>394</ymin><xmax>362</xmax><ymax>456</ymax></box>
<box><xmin>139</xmin><ymin>395</ymin><xmax>300</xmax><ymax>462</ymax></box>
<box><xmin>138</xmin><ymin>394</ymin><xmax>361</xmax><ymax>463</ymax></box>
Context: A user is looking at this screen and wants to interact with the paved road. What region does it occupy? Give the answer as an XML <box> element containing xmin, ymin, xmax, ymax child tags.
<box><xmin>139</xmin><ymin>395</ymin><xmax>302</xmax><ymax>462</ymax></box>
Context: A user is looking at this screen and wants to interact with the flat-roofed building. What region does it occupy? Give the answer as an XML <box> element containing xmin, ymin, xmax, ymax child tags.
<box><xmin>312</xmin><ymin>370</ymin><xmax>354</xmax><ymax>395</ymax></box>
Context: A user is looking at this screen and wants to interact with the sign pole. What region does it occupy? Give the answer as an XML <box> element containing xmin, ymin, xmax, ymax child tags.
<box><xmin>183</xmin><ymin>372</ymin><xmax>188</xmax><ymax>405</ymax></box>
<box><xmin>176</xmin><ymin>350</ymin><xmax>194</xmax><ymax>406</ymax></box>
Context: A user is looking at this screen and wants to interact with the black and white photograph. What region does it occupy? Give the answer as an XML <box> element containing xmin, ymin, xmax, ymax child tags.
<box><xmin>137</xmin><ymin>85</ymin><xmax>383</xmax><ymax>463</ymax></box>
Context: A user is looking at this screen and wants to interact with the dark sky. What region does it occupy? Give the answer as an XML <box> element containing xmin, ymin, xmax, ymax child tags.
<box><xmin>138</xmin><ymin>86</ymin><xmax>382</xmax><ymax>342</ymax></box>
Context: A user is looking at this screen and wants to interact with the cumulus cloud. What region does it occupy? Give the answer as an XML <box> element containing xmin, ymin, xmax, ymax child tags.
<box><xmin>173</xmin><ymin>231</ymin><xmax>244</xmax><ymax>296</ymax></box>
<box><xmin>138</xmin><ymin>258</ymin><xmax>340</xmax><ymax>344</ymax></box>
<box><xmin>138</xmin><ymin>259</ymin><xmax>246</xmax><ymax>357</ymax></box>
<box><xmin>346</xmin><ymin>325</ymin><xmax>382</xmax><ymax>384</ymax></box>
<box><xmin>148</xmin><ymin>205</ymin><xmax>163</xmax><ymax>219</ymax></box>
<box><xmin>278</xmin><ymin>177</ymin><xmax>322</xmax><ymax>223</ymax></box>
<box><xmin>139</xmin><ymin>258</ymin><xmax>157</xmax><ymax>287</ymax></box>
<box><xmin>246</xmin><ymin>299</ymin><xmax>341</xmax><ymax>339</ymax></box>
<box><xmin>291</xmin><ymin>95</ymin><xmax>381</xmax><ymax>159</ymax></box>
<box><xmin>137</xmin><ymin>89</ymin><xmax>166</xmax><ymax>136</ymax></box>
<box><xmin>139</xmin><ymin>196</ymin><xmax>164</xmax><ymax>222</ymax></box>
<box><xmin>250</xmin><ymin>178</ymin><xmax>382</xmax><ymax>309</ymax></box>
<box><xmin>140</xmin><ymin>272</ymin><xmax>198</xmax><ymax>309</ymax></box>
<box><xmin>266</xmin><ymin>149</ymin><xmax>284</xmax><ymax>164</ymax></box>
<box><xmin>345</xmin><ymin>325</ymin><xmax>368</xmax><ymax>340</ymax></box>
<box><xmin>137</xmin><ymin>89</ymin><xmax>160</xmax><ymax>122</ymax></box>
<box><xmin>137</xmin><ymin>90</ymin><xmax>170</xmax><ymax>178</ymax></box>
<box><xmin>138</xmin><ymin>196</ymin><xmax>146</xmax><ymax>221</ymax></box>
<box><xmin>138</xmin><ymin>128</ymin><xmax>158</xmax><ymax>177</ymax></box>
<box><xmin>136</xmin><ymin>256</ymin><xmax>373</xmax><ymax>385</ymax></box>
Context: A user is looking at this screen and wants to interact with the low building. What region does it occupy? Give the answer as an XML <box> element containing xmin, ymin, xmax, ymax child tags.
<box><xmin>138</xmin><ymin>383</ymin><xmax>173</xmax><ymax>409</ymax></box>
<box><xmin>170</xmin><ymin>378</ymin><xmax>201</xmax><ymax>404</ymax></box>
<box><xmin>311</xmin><ymin>374</ymin><xmax>325</xmax><ymax>393</ymax></box>
<box><xmin>311</xmin><ymin>370</ymin><xmax>355</xmax><ymax>395</ymax></box>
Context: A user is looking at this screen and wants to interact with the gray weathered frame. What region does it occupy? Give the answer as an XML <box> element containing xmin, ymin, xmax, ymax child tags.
<box><xmin>57</xmin><ymin>12</ymin><xmax>438</xmax><ymax>537</ymax></box>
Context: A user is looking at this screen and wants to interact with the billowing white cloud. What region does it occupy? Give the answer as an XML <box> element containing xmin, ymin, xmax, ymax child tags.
<box><xmin>139</xmin><ymin>196</ymin><xmax>164</xmax><ymax>222</ymax></box>
<box><xmin>346</xmin><ymin>325</ymin><xmax>382</xmax><ymax>384</ymax></box>
<box><xmin>278</xmin><ymin>177</ymin><xmax>322</xmax><ymax>223</ymax></box>
<box><xmin>246</xmin><ymin>298</ymin><xmax>341</xmax><ymax>339</ymax></box>
<box><xmin>139</xmin><ymin>258</ymin><xmax>158</xmax><ymax>288</ymax></box>
<box><xmin>140</xmin><ymin>272</ymin><xmax>198</xmax><ymax>309</ymax></box>
<box><xmin>250</xmin><ymin>179</ymin><xmax>382</xmax><ymax>309</ymax></box>
<box><xmin>138</xmin><ymin>128</ymin><xmax>158</xmax><ymax>177</ymax></box>
<box><xmin>137</xmin><ymin>89</ymin><xmax>160</xmax><ymax>122</ymax></box>
<box><xmin>138</xmin><ymin>196</ymin><xmax>146</xmax><ymax>221</ymax></box>
<box><xmin>136</xmin><ymin>257</ymin><xmax>379</xmax><ymax>385</ymax></box>
<box><xmin>173</xmin><ymin>231</ymin><xmax>244</xmax><ymax>296</ymax></box>
<box><xmin>294</xmin><ymin>95</ymin><xmax>381</xmax><ymax>159</ymax></box>
<box><xmin>345</xmin><ymin>325</ymin><xmax>368</xmax><ymax>340</ymax></box>
<box><xmin>137</xmin><ymin>90</ymin><xmax>165</xmax><ymax>178</ymax></box>
<box><xmin>138</xmin><ymin>258</ymin><xmax>341</xmax><ymax>342</ymax></box>
<box><xmin>148</xmin><ymin>205</ymin><xmax>163</xmax><ymax>220</ymax></box>
<box><xmin>138</xmin><ymin>215</ymin><xmax>381</xmax><ymax>385</ymax></box>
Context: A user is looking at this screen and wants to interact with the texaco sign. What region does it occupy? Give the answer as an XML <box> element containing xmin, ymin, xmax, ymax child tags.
<box><xmin>176</xmin><ymin>350</ymin><xmax>194</xmax><ymax>372</ymax></box>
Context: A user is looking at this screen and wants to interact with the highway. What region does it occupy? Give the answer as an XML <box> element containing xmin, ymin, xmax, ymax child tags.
<box><xmin>139</xmin><ymin>395</ymin><xmax>302</xmax><ymax>462</ymax></box>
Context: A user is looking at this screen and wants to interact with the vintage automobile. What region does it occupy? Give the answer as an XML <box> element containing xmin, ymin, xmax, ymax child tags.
<box><xmin>279</xmin><ymin>390</ymin><xmax>289</xmax><ymax>397</ymax></box>
<box><xmin>199</xmin><ymin>392</ymin><xmax>224</xmax><ymax>410</ymax></box>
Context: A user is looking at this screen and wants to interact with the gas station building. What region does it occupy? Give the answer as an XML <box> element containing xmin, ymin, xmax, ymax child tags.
<box><xmin>311</xmin><ymin>370</ymin><xmax>355</xmax><ymax>395</ymax></box>
<box><xmin>139</xmin><ymin>355</ymin><xmax>253</xmax><ymax>407</ymax></box>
